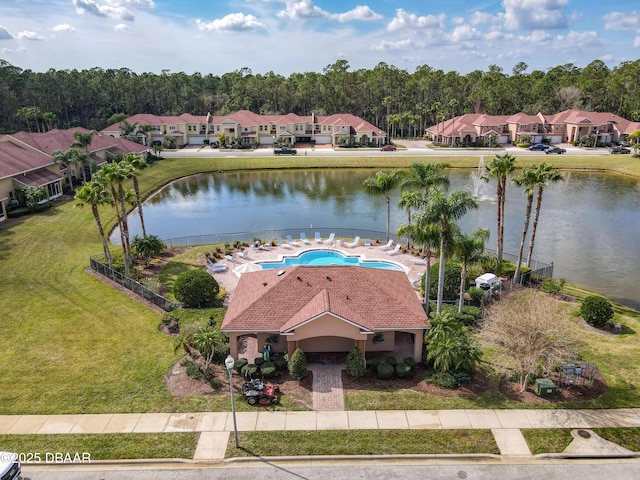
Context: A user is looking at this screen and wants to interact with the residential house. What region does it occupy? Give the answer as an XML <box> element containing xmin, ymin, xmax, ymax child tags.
<box><xmin>102</xmin><ymin>111</ymin><xmax>387</xmax><ymax>148</ymax></box>
<box><xmin>426</xmin><ymin>113</ymin><xmax>511</xmax><ymax>146</ymax></box>
<box><xmin>0</xmin><ymin>128</ymin><xmax>147</xmax><ymax>222</ymax></box>
<box><xmin>536</xmin><ymin>109</ymin><xmax>640</xmax><ymax>145</ymax></box>
<box><xmin>221</xmin><ymin>265</ymin><xmax>430</xmax><ymax>362</ymax></box>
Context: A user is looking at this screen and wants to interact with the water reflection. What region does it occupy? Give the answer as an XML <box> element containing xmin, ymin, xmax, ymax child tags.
<box><xmin>116</xmin><ymin>168</ymin><xmax>640</xmax><ymax>309</ymax></box>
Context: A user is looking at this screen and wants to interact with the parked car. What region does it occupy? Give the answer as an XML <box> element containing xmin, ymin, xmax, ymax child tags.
<box><xmin>0</xmin><ymin>452</ymin><xmax>20</xmax><ymax>480</ymax></box>
<box><xmin>273</xmin><ymin>147</ymin><xmax>297</xmax><ymax>155</ymax></box>
<box><xmin>529</xmin><ymin>143</ymin><xmax>549</xmax><ymax>151</ymax></box>
<box><xmin>610</xmin><ymin>146</ymin><xmax>631</xmax><ymax>154</ymax></box>
<box><xmin>380</xmin><ymin>145</ymin><xmax>397</xmax><ymax>151</ymax></box>
<box><xmin>618</xmin><ymin>141</ymin><xmax>630</xmax><ymax>147</ymax></box>
<box><xmin>545</xmin><ymin>146</ymin><xmax>566</xmax><ymax>154</ymax></box>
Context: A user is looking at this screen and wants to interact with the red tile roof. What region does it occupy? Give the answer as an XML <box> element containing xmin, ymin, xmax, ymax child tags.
<box><xmin>13</xmin><ymin>168</ymin><xmax>62</xmax><ymax>187</ymax></box>
<box><xmin>0</xmin><ymin>139</ymin><xmax>52</xmax><ymax>179</ymax></box>
<box><xmin>221</xmin><ymin>265</ymin><xmax>429</xmax><ymax>333</ymax></box>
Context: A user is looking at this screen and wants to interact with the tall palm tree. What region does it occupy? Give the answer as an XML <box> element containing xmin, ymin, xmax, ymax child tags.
<box><xmin>423</xmin><ymin>188</ymin><xmax>478</xmax><ymax>314</ymax></box>
<box><xmin>453</xmin><ymin>227</ymin><xmax>490</xmax><ymax>313</ymax></box>
<box><xmin>398</xmin><ymin>190</ymin><xmax>424</xmax><ymax>249</ymax></box>
<box><xmin>52</xmin><ymin>148</ymin><xmax>78</xmax><ymax>190</ymax></box>
<box><xmin>399</xmin><ymin>217</ymin><xmax>440</xmax><ymax>308</ymax></box>
<box><xmin>401</xmin><ymin>162</ymin><xmax>450</xmax><ymax>197</ymax></box>
<box><xmin>75</xmin><ymin>181</ymin><xmax>113</xmax><ymax>266</ymax></box>
<box><xmin>72</xmin><ymin>130</ymin><xmax>96</xmax><ymax>178</ymax></box>
<box><xmin>362</xmin><ymin>170</ymin><xmax>405</xmax><ymax>241</ymax></box>
<box><xmin>483</xmin><ymin>153</ymin><xmax>517</xmax><ymax>262</ymax></box>
<box><xmin>527</xmin><ymin>163</ymin><xmax>563</xmax><ymax>267</ymax></box>
<box><xmin>512</xmin><ymin>166</ymin><xmax>539</xmax><ymax>280</ymax></box>
<box><xmin>122</xmin><ymin>154</ymin><xmax>149</xmax><ymax>238</ymax></box>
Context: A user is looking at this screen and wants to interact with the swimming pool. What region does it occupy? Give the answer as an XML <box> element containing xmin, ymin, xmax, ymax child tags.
<box><xmin>255</xmin><ymin>249</ymin><xmax>404</xmax><ymax>271</ymax></box>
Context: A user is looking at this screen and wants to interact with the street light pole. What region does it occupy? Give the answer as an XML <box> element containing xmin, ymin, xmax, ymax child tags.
<box><xmin>225</xmin><ymin>355</ymin><xmax>239</xmax><ymax>448</ymax></box>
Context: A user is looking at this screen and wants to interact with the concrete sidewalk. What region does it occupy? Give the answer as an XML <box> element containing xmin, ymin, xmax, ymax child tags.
<box><xmin>3</xmin><ymin>409</ymin><xmax>640</xmax><ymax>461</ymax></box>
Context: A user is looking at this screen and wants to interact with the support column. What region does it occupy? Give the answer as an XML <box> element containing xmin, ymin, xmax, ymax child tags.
<box><xmin>357</xmin><ymin>339</ymin><xmax>366</xmax><ymax>357</ymax></box>
<box><xmin>228</xmin><ymin>333</ymin><xmax>239</xmax><ymax>359</ymax></box>
<box><xmin>287</xmin><ymin>340</ymin><xmax>297</xmax><ymax>358</ymax></box>
<box><xmin>413</xmin><ymin>331</ymin><xmax>424</xmax><ymax>363</ymax></box>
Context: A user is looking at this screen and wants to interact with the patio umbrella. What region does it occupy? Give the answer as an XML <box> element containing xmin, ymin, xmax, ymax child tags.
<box><xmin>233</xmin><ymin>262</ymin><xmax>263</xmax><ymax>278</ymax></box>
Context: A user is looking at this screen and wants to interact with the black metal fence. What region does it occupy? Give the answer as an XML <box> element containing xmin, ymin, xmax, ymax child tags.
<box><xmin>89</xmin><ymin>256</ymin><xmax>180</xmax><ymax>312</ymax></box>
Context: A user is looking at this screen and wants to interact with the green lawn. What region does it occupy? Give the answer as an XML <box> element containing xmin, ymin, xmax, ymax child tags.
<box><xmin>1</xmin><ymin>153</ymin><xmax>640</xmax><ymax>415</ymax></box>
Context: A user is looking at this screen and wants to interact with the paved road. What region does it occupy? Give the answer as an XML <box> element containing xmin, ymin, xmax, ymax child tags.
<box><xmin>22</xmin><ymin>458</ymin><xmax>640</xmax><ymax>480</ymax></box>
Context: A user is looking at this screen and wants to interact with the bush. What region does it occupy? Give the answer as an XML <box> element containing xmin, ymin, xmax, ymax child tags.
<box><xmin>234</xmin><ymin>358</ymin><xmax>248</xmax><ymax>373</ymax></box>
<box><xmin>368</xmin><ymin>357</ymin><xmax>382</xmax><ymax>374</ymax></box>
<box><xmin>254</xmin><ymin>357</ymin><xmax>265</xmax><ymax>366</ymax></box>
<box><xmin>466</xmin><ymin>287</ymin><xmax>485</xmax><ymax>305</ymax></box>
<box><xmin>395</xmin><ymin>362</ymin><xmax>412</xmax><ymax>378</ymax></box>
<box><xmin>274</xmin><ymin>356</ymin><xmax>287</xmax><ymax>371</ymax></box>
<box><xmin>289</xmin><ymin>348</ymin><xmax>307</xmax><ymax>380</ymax></box>
<box><xmin>241</xmin><ymin>364</ymin><xmax>259</xmax><ymax>379</ymax></box>
<box><xmin>427</xmin><ymin>371</ymin><xmax>458</xmax><ymax>389</ymax></box>
<box><xmin>539</xmin><ymin>277</ymin><xmax>565</xmax><ymax>294</ymax></box>
<box><xmin>260</xmin><ymin>362</ymin><xmax>277</xmax><ymax>378</ymax></box>
<box><xmin>580</xmin><ymin>295</ymin><xmax>614</xmax><ymax>328</ymax></box>
<box><xmin>346</xmin><ymin>346</ymin><xmax>366</xmax><ymax>378</ymax></box>
<box><xmin>429</xmin><ymin>304</ymin><xmax>482</xmax><ymax>326</ymax></box>
<box><xmin>385</xmin><ymin>356</ymin><xmax>397</xmax><ymax>366</ymax></box>
<box><xmin>173</xmin><ymin>270</ymin><xmax>219</xmax><ymax>308</ymax></box>
<box><xmin>376</xmin><ymin>361</ymin><xmax>394</xmax><ymax>380</ymax></box>
<box><xmin>429</xmin><ymin>262</ymin><xmax>463</xmax><ymax>301</ymax></box>
<box><xmin>403</xmin><ymin>357</ymin><xmax>416</xmax><ymax>368</ymax></box>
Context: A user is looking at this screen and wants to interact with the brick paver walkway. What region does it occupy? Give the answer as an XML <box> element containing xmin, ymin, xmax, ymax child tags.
<box><xmin>308</xmin><ymin>364</ymin><xmax>345</xmax><ymax>411</ymax></box>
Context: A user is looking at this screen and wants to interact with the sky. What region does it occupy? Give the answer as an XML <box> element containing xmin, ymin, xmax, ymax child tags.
<box><xmin>0</xmin><ymin>0</ymin><xmax>639</xmax><ymax>76</ymax></box>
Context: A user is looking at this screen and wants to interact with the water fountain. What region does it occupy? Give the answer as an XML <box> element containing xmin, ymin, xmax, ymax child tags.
<box><xmin>467</xmin><ymin>155</ymin><xmax>495</xmax><ymax>201</ymax></box>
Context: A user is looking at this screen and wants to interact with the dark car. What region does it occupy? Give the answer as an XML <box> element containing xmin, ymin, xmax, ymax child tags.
<box><xmin>545</xmin><ymin>146</ymin><xmax>566</xmax><ymax>154</ymax></box>
<box><xmin>380</xmin><ymin>145</ymin><xmax>397</xmax><ymax>151</ymax></box>
<box><xmin>611</xmin><ymin>146</ymin><xmax>631</xmax><ymax>154</ymax></box>
<box><xmin>618</xmin><ymin>141</ymin><xmax>630</xmax><ymax>147</ymax></box>
<box><xmin>529</xmin><ymin>144</ymin><xmax>549</xmax><ymax>151</ymax></box>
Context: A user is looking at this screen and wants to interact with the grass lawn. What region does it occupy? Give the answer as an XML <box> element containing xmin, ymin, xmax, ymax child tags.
<box><xmin>1</xmin><ymin>153</ymin><xmax>640</xmax><ymax>415</ymax></box>
<box><xmin>0</xmin><ymin>433</ymin><xmax>198</xmax><ymax>460</ymax></box>
<box><xmin>225</xmin><ymin>429</ymin><xmax>499</xmax><ymax>457</ymax></box>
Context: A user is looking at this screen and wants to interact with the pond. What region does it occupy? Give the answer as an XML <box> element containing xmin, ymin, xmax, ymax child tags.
<box><xmin>112</xmin><ymin>168</ymin><xmax>640</xmax><ymax>310</ymax></box>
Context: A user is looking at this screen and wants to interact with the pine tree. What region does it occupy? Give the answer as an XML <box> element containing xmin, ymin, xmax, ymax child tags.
<box><xmin>288</xmin><ymin>348</ymin><xmax>307</xmax><ymax>380</ymax></box>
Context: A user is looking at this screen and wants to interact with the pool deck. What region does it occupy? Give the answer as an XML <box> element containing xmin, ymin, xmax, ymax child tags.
<box><xmin>208</xmin><ymin>240</ymin><xmax>432</xmax><ymax>301</ymax></box>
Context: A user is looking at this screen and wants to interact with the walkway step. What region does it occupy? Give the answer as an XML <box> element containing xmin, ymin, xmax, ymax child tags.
<box><xmin>193</xmin><ymin>431</ymin><xmax>229</xmax><ymax>461</ymax></box>
<box><xmin>309</xmin><ymin>364</ymin><xmax>345</xmax><ymax>411</ymax></box>
<box><xmin>492</xmin><ymin>428</ymin><xmax>532</xmax><ymax>456</ymax></box>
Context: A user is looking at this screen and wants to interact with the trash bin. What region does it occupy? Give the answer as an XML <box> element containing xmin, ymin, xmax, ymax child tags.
<box><xmin>534</xmin><ymin>378</ymin><xmax>557</xmax><ymax>396</ymax></box>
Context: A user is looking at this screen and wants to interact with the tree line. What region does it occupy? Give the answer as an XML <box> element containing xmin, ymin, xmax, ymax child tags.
<box><xmin>1</xmin><ymin>58</ymin><xmax>640</xmax><ymax>135</ymax></box>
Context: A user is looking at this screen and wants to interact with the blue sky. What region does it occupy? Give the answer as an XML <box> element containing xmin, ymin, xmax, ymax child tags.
<box><xmin>0</xmin><ymin>0</ymin><xmax>639</xmax><ymax>75</ymax></box>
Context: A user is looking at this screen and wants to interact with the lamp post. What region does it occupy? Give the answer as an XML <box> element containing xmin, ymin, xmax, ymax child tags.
<box><xmin>225</xmin><ymin>355</ymin><xmax>239</xmax><ymax>448</ymax></box>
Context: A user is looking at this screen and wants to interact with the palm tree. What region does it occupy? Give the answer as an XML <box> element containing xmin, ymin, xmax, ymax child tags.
<box><xmin>72</xmin><ymin>130</ymin><xmax>96</xmax><ymax>178</ymax></box>
<box><xmin>398</xmin><ymin>190</ymin><xmax>423</xmax><ymax>249</ymax></box>
<box><xmin>425</xmin><ymin>313</ymin><xmax>481</xmax><ymax>373</ymax></box>
<box><xmin>398</xmin><ymin>218</ymin><xmax>440</xmax><ymax>308</ymax></box>
<box><xmin>362</xmin><ymin>170</ymin><xmax>405</xmax><ymax>241</ymax></box>
<box><xmin>52</xmin><ymin>148</ymin><xmax>78</xmax><ymax>190</ymax></box>
<box><xmin>423</xmin><ymin>188</ymin><xmax>478</xmax><ymax>314</ymax></box>
<box><xmin>453</xmin><ymin>227</ymin><xmax>490</xmax><ymax>313</ymax></box>
<box><xmin>75</xmin><ymin>181</ymin><xmax>113</xmax><ymax>266</ymax></box>
<box><xmin>628</xmin><ymin>129</ymin><xmax>640</xmax><ymax>155</ymax></box>
<box><xmin>401</xmin><ymin>162</ymin><xmax>450</xmax><ymax>197</ymax></box>
<box><xmin>527</xmin><ymin>163</ymin><xmax>563</xmax><ymax>267</ymax></box>
<box><xmin>483</xmin><ymin>153</ymin><xmax>517</xmax><ymax>262</ymax></box>
<box><xmin>122</xmin><ymin>154</ymin><xmax>149</xmax><ymax>238</ymax></box>
<box><xmin>511</xmin><ymin>166</ymin><xmax>539</xmax><ymax>280</ymax></box>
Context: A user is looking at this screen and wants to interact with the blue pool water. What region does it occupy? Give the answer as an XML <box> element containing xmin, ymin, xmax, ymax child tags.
<box><xmin>255</xmin><ymin>249</ymin><xmax>403</xmax><ymax>271</ymax></box>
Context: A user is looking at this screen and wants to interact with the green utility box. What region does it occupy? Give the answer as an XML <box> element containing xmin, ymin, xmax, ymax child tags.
<box><xmin>534</xmin><ymin>378</ymin><xmax>557</xmax><ymax>397</ymax></box>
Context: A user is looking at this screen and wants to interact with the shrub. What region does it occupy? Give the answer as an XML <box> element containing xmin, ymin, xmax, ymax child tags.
<box><xmin>289</xmin><ymin>348</ymin><xmax>307</xmax><ymax>380</ymax></box>
<box><xmin>273</xmin><ymin>356</ymin><xmax>287</xmax><ymax>371</ymax></box>
<box><xmin>429</xmin><ymin>304</ymin><xmax>482</xmax><ymax>326</ymax></box>
<box><xmin>173</xmin><ymin>269</ymin><xmax>219</xmax><ymax>308</ymax></box>
<box><xmin>385</xmin><ymin>356</ymin><xmax>397</xmax><ymax>366</ymax></box>
<box><xmin>427</xmin><ymin>371</ymin><xmax>458</xmax><ymax>389</ymax></box>
<box><xmin>241</xmin><ymin>364</ymin><xmax>259</xmax><ymax>379</ymax></box>
<box><xmin>466</xmin><ymin>287</ymin><xmax>485</xmax><ymax>305</ymax></box>
<box><xmin>376</xmin><ymin>361</ymin><xmax>394</xmax><ymax>380</ymax></box>
<box><xmin>429</xmin><ymin>262</ymin><xmax>463</xmax><ymax>300</ymax></box>
<box><xmin>368</xmin><ymin>357</ymin><xmax>382</xmax><ymax>374</ymax></box>
<box><xmin>260</xmin><ymin>362</ymin><xmax>277</xmax><ymax>378</ymax></box>
<box><xmin>395</xmin><ymin>363</ymin><xmax>412</xmax><ymax>378</ymax></box>
<box><xmin>580</xmin><ymin>295</ymin><xmax>614</xmax><ymax>328</ymax></box>
<box><xmin>346</xmin><ymin>346</ymin><xmax>366</xmax><ymax>378</ymax></box>
<box><xmin>403</xmin><ymin>357</ymin><xmax>416</xmax><ymax>368</ymax></box>
<box><xmin>234</xmin><ymin>358</ymin><xmax>248</xmax><ymax>373</ymax></box>
<box><xmin>539</xmin><ymin>277</ymin><xmax>566</xmax><ymax>294</ymax></box>
<box><xmin>254</xmin><ymin>357</ymin><xmax>265</xmax><ymax>366</ymax></box>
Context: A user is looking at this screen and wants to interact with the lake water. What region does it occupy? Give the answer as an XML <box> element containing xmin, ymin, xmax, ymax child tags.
<box><xmin>113</xmin><ymin>168</ymin><xmax>640</xmax><ymax>309</ymax></box>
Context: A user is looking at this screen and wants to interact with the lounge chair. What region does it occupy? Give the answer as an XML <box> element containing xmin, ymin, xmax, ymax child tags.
<box><xmin>345</xmin><ymin>236</ymin><xmax>360</xmax><ymax>248</ymax></box>
<box><xmin>412</xmin><ymin>258</ymin><xmax>427</xmax><ymax>265</ymax></box>
<box><xmin>207</xmin><ymin>260</ymin><xmax>228</xmax><ymax>273</ymax></box>
<box><xmin>364</xmin><ymin>239</ymin><xmax>372</xmax><ymax>247</ymax></box>
<box><xmin>386</xmin><ymin>243</ymin><xmax>402</xmax><ymax>256</ymax></box>
<box><xmin>378</xmin><ymin>239</ymin><xmax>394</xmax><ymax>250</ymax></box>
<box><xmin>224</xmin><ymin>254</ymin><xmax>236</xmax><ymax>262</ymax></box>
<box><xmin>277</xmin><ymin>237</ymin><xmax>293</xmax><ymax>249</ymax></box>
<box><xmin>299</xmin><ymin>232</ymin><xmax>311</xmax><ymax>245</ymax></box>
<box><xmin>286</xmin><ymin>235</ymin><xmax>301</xmax><ymax>247</ymax></box>
<box><xmin>314</xmin><ymin>232</ymin><xmax>322</xmax><ymax>243</ymax></box>
<box><xmin>237</xmin><ymin>249</ymin><xmax>250</xmax><ymax>259</ymax></box>
<box><xmin>323</xmin><ymin>232</ymin><xmax>335</xmax><ymax>244</ymax></box>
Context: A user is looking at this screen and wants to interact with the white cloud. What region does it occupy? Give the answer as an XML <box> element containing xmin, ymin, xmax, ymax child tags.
<box><xmin>52</xmin><ymin>24</ymin><xmax>76</xmax><ymax>33</ymax></box>
<box><xmin>503</xmin><ymin>0</ymin><xmax>569</xmax><ymax>30</ymax></box>
<box><xmin>277</xmin><ymin>0</ymin><xmax>328</xmax><ymax>20</ymax></box>
<box><xmin>18</xmin><ymin>31</ymin><xmax>44</xmax><ymax>41</ymax></box>
<box><xmin>387</xmin><ymin>9</ymin><xmax>445</xmax><ymax>32</ymax></box>
<box><xmin>332</xmin><ymin>6</ymin><xmax>382</xmax><ymax>23</ymax></box>
<box><xmin>73</xmin><ymin>0</ymin><xmax>135</xmax><ymax>22</ymax></box>
<box><xmin>603</xmin><ymin>11</ymin><xmax>640</xmax><ymax>31</ymax></box>
<box><xmin>0</xmin><ymin>26</ymin><xmax>14</xmax><ymax>40</ymax></box>
<box><xmin>370</xmin><ymin>38</ymin><xmax>417</xmax><ymax>52</ymax></box>
<box><xmin>109</xmin><ymin>0</ymin><xmax>155</xmax><ymax>7</ymax></box>
<box><xmin>468</xmin><ymin>12</ymin><xmax>498</xmax><ymax>27</ymax></box>
<box><xmin>197</xmin><ymin>13</ymin><xmax>265</xmax><ymax>32</ymax></box>
<box><xmin>451</xmin><ymin>25</ymin><xmax>482</xmax><ymax>42</ymax></box>
<box><xmin>114</xmin><ymin>23</ymin><xmax>129</xmax><ymax>32</ymax></box>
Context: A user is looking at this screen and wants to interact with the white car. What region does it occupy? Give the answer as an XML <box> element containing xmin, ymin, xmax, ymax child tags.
<box><xmin>0</xmin><ymin>452</ymin><xmax>21</xmax><ymax>480</ymax></box>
